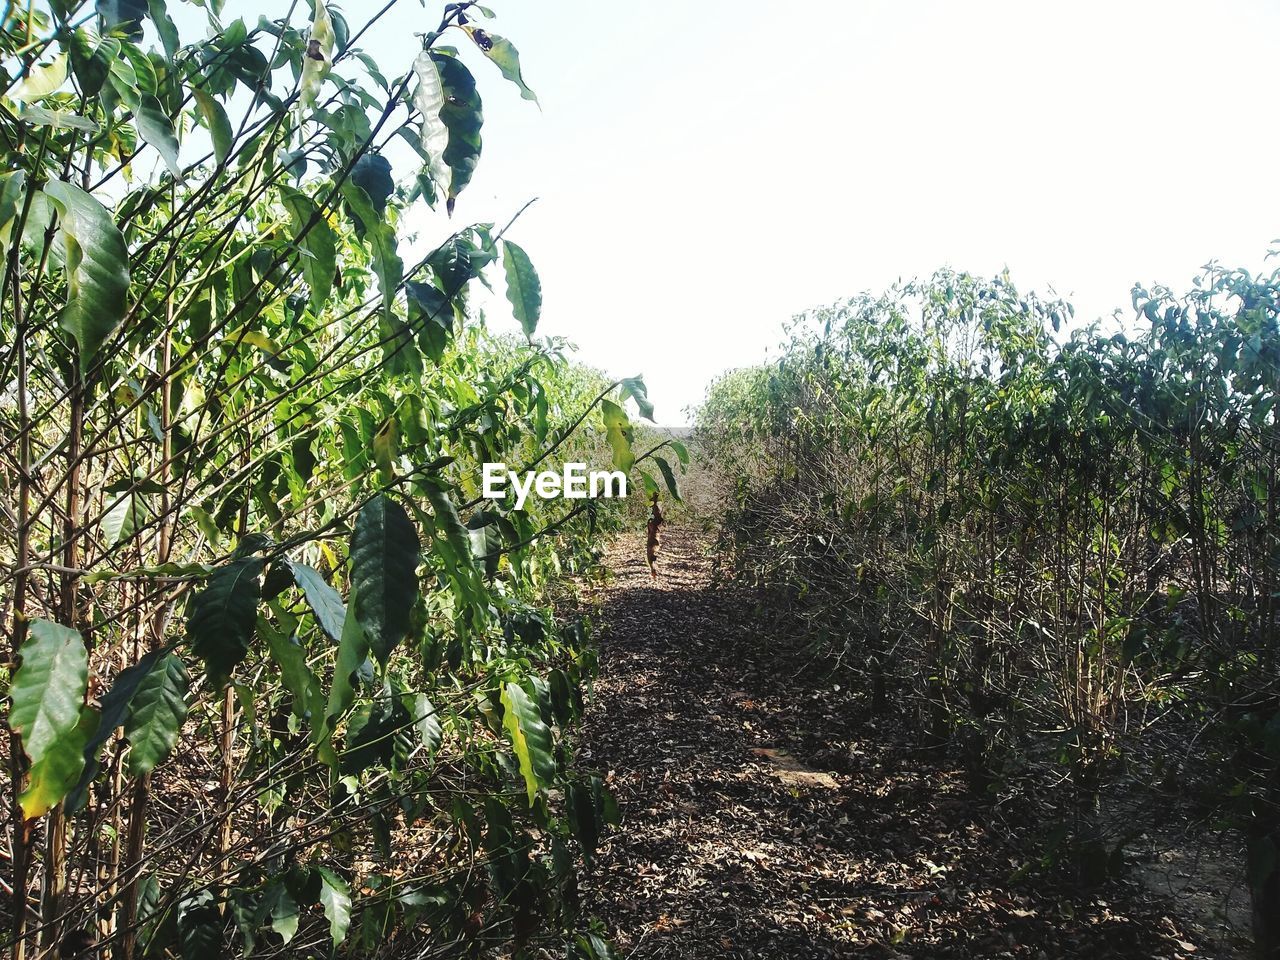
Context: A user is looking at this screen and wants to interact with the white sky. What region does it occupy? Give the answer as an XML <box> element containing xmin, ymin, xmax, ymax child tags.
<box><xmin>203</xmin><ymin>1</ymin><xmax>1280</xmax><ymax>423</ymax></box>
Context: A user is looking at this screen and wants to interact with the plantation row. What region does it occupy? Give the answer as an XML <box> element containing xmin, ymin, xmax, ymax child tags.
<box><xmin>0</xmin><ymin>2</ymin><xmax>681</xmax><ymax>957</ymax></box>
<box><xmin>696</xmin><ymin>267</ymin><xmax>1280</xmax><ymax>954</ymax></box>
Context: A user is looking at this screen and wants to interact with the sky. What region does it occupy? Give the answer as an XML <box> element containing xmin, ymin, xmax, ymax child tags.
<box><xmin>201</xmin><ymin>1</ymin><xmax>1280</xmax><ymax>423</ymax></box>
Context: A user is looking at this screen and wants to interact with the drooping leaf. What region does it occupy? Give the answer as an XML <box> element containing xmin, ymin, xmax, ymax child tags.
<box><xmin>600</xmin><ymin>398</ymin><xmax>635</xmax><ymax>472</ymax></box>
<box><xmin>42</xmin><ymin>180</ymin><xmax>131</xmax><ymax>377</ymax></box>
<box><xmin>502</xmin><ymin>239</ymin><xmax>541</xmax><ymax>339</ymax></box>
<box><xmin>406</xmin><ymin>280</ymin><xmax>453</xmax><ymax>363</ymax></box>
<box><xmin>20</xmin><ymin>707</ymin><xmax>98</xmax><ymax>819</ymax></box>
<box><xmin>340</xmin><ymin>691</ymin><xmax>410</xmax><ymax>774</ymax></box>
<box><xmin>136</xmin><ymin>93</ymin><xmax>181</xmax><ymax>177</ymax></box>
<box><xmin>69</xmin><ymin>30</ymin><xmax>118</xmax><ymax>96</ymax></box>
<box><xmin>412</xmin><ymin>692</ymin><xmax>442</xmax><ymax>757</ymax></box>
<box><xmin>10</xmin><ymin>620</ymin><xmax>89</xmax><ymax>774</ymax></box>
<box><xmin>66</xmin><ymin>649</ymin><xmax>166</xmax><ymax>812</ymax></box>
<box><xmin>619</xmin><ymin>376</ymin><xmax>655</xmax><ymax>421</ymax></box>
<box><xmin>411</xmin><ymin>50</ymin><xmax>449</xmax><ymax>191</ymax></box>
<box><xmin>288</xmin><ymin>561</ymin><xmax>346</xmax><ymax>643</ymax></box>
<box><xmin>316</xmin><ymin>867</ymin><xmax>352</xmax><ymax>945</ymax></box>
<box><xmin>97</xmin><ymin>0</ymin><xmax>148</xmax><ymax>41</ymax></box>
<box><xmin>192</xmin><ymin>88</ymin><xmax>233</xmax><ymax>167</ymax></box>
<box><xmin>279</xmin><ymin>186</ymin><xmax>335</xmax><ymax>313</ymax></box>
<box><xmin>500</xmin><ymin>681</ymin><xmax>555</xmax><ymax>806</ymax></box>
<box><xmin>187</xmin><ymin>557</ymin><xmax>264</xmax><ymax>684</ymax></box>
<box><xmin>261</xmin><ymin>618</ymin><xmax>324</xmax><ymax>728</ymax></box>
<box><xmin>298</xmin><ymin>0</ymin><xmax>334</xmax><ymax>113</ymax></box>
<box><xmin>269</xmin><ymin>886</ymin><xmax>299</xmax><ymax>944</ymax></box>
<box><xmin>467</xmin><ymin>29</ymin><xmax>537</xmax><ymax>102</ymax></box>
<box><xmin>102</xmin><ymin>489</ymin><xmax>153</xmax><ymax>546</ymax></box>
<box><xmin>12</xmin><ymin>53</ymin><xmax>68</xmax><ymax>101</ymax></box>
<box><xmin>341</xmin><ymin>181</ymin><xmax>401</xmax><ymax>321</ymax></box>
<box><xmin>124</xmin><ymin>653</ymin><xmax>189</xmax><ymax>776</ymax></box>
<box><xmin>654</xmin><ymin>456</ymin><xmax>681</xmax><ymax>502</ymax></box>
<box><xmin>349</xmin><ymin>153</ymin><xmax>394</xmax><ymax>217</ymax></box>
<box><xmin>467</xmin><ymin>514</ymin><xmax>503</xmax><ymax>577</ymax></box>
<box><xmin>372</xmin><ymin>415</ymin><xmax>397</xmax><ymax>483</ymax></box>
<box><xmin>430</xmin><ymin>52</ymin><xmax>483</xmax><ymax>211</ymax></box>
<box><xmin>324</xmin><ymin>592</ymin><xmax>369</xmax><ymax>724</ymax></box>
<box><xmin>349</xmin><ymin>495</ymin><xmax>421</xmax><ymax>664</ymax></box>
<box><xmin>10</xmin><ymin>622</ymin><xmax>96</xmax><ymax>817</ymax></box>
<box><xmin>147</xmin><ymin>0</ymin><xmax>180</xmax><ymax>59</ymax></box>
<box><xmin>0</xmin><ymin>170</ymin><xmax>25</xmax><ymax>244</ymax></box>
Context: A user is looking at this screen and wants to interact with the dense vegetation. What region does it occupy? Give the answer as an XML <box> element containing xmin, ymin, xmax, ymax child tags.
<box><xmin>697</xmin><ymin>267</ymin><xmax>1280</xmax><ymax>954</ymax></box>
<box><xmin>0</xmin><ymin>2</ymin><xmax>684</xmax><ymax>957</ymax></box>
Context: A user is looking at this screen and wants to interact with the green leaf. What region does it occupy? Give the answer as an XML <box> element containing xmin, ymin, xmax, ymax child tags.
<box><xmin>136</xmin><ymin>93</ymin><xmax>181</xmax><ymax>177</ymax></box>
<box><xmin>431</xmin><ymin>52</ymin><xmax>483</xmax><ymax>212</ymax></box>
<box><xmin>192</xmin><ymin>88</ymin><xmax>232</xmax><ymax>167</ymax></box>
<box><xmin>10</xmin><ymin>620</ymin><xmax>91</xmax><ymax>818</ymax></box>
<box><xmin>341</xmin><ymin>181</ymin><xmax>401</xmax><ymax>321</ymax></box>
<box><xmin>654</xmin><ymin>456</ymin><xmax>681</xmax><ymax>502</ymax></box>
<box><xmin>502</xmin><ymin>239</ymin><xmax>541</xmax><ymax>339</ymax></box>
<box><xmin>468</xmin><ymin>30</ymin><xmax>537</xmax><ymax>103</ymax></box>
<box><xmin>287</xmin><ymin>561</ymin><xmax>345</xmax><ymax>643</ymax></box>
<box><xmin>412</xmin><ymin>692</ymin><xmax>442</xmax><ymax>757</ymax></box>
<box><xmin>102</xmin><ymin>489</ymin><xmax>153</xmax><ymax>546</ymax></box>
<box><xmin>124</xmin><ymin>653</ymin><xmax>189</xmax><ymax>776</ymax></box>
<box><xmin>619</xmin><ymin>376</ymin><xmax>655</xmax><ymax>421</ymax></box>
<box><xmin>316</xmin><ymin>867</ymin><xmax>352</xmax><ymax>945</ymax></box>
<box><xmin>269</xmin><ymin>886</ymin><xmax>299</xmax><ymax>944</ymax></box>
<box><xmin>279</xmin><ymin>186</ymin><xmax>335</xmax><ymax>313</ymax></box>
<box><xmin>66</xmin><ymin>649</ymin><xmax>166</xmax><ymax>811</ymax></box>
<box><xmin>406</xmin><ymin>280</ymin><xmax>453</xmax><ymax>363</ymax></box>
<box><xmin>69</xmin><ymin>29</ymin><xmax>118</xmax><ymax>96</ymax></box>
<box><xmin>188</xmin><ymin>557</ymin><xmax>264</xmax><ymax>685</ymax></box>
<box><xmin>600</xmin><ymin>398</ymin><xmax>635</xmax><ymax>472</ymax></box>
<box><xmin>349</xmin><ymin>154</ymin><xmax>394</xmax><ymax>217</ymax></box>
<box><xmin>0</xmin><ymin>170</ymin><xmax>25</xmax><ymax>244</ymax></box>
<box><xmin>261</xmin><ymin>619</ymin><xmax>323</xmax><ymax>727</ymax></box>
<box><xmin>325</xmin><ymin>588</ymin><xmax>369</xmax><ymax>723</ymax></box>
<box><xmin>463</xmin><ymin>519</ymin><xmax>496</xmax><ymax>578</ymax></box>
<box><xmin>97</xmin><ymin>0</ymin><xmax>148</xmax><ymax>41</ymax></box>
<box><xmin>12</xmin><ymin>53</ymin><xmax>68</xmax><ymax>101</ymax></box>
<box><xmin>18</xmin><ymin>107</ymin><xmax>101</xmax><ymax>132</ymax></box>
<box><xmin>500</xmin><ymin>681</ymin><xmax>555</xmax><ymax>806</ymax></box>
<box><xmin>349</xmin><ymin>495</ymin><xmax>421</xmax><ymax>664</ymax></box>
<box><xmin>42</xmin><ymin>180</ymin><xmax>131</xmax><ymax>378</ymax></box>
<box><xmin>372</xmin><ymin>415</ymin><xmax>397</xmax><ymax>484</ymax></box>
<box><xmin>20</xmin><ymin>707</ymin><xmax>98</xmax><ymax>819</ymax></box>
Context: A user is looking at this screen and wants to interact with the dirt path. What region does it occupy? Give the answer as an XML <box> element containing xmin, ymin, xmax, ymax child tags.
<box><xmin>577</xmin><ymin>528</ymin><xmax>1230</xmax><ymax>959</ymax></box>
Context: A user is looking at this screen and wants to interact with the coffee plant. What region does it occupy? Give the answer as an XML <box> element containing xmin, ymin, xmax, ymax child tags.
<box><xmin>698</xmin><ymin>267</ymin><xmax>1280</xmax><ymax>955</ymax></box>
<box><xmin>0</xmin><ymin>1</ymin><xmax>679</xmax><ymax>956</ymax></box>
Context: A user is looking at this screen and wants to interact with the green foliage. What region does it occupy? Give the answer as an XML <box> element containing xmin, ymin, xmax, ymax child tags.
<box><xmin>503</xmin><ymin>238</ymin><xmax>542</xmax><ymax>339</ymax></box>
<box><xmin>350</xmin><ymin>495</ymin><xmax>421</xmax><ymax>664</ymax></box>
<box><xmin>698</xmin><ymin>266</ymin><xmax>1280</xmax><ymax>906</ymax></box>
<box><xmin>501</xmin><ymin>680</ymin><xmax>556</xmax><ymax>805</ymax></box>
<box><xmin>11</xmin><ymin>621</ymin><xmax>93</xmax><ymax>818</ymax></box>
<box><xmin>124</xmin><ymin>653</ymin><xmax>189</xmax><ymax>776</ymax></box>
<box><xmin>0</xmin><ymin>3</ymin><xmax>646</xmax><ymax>953</ymax></box>
<box><xmin>188</xmin><ymin>558</ymin><xmax>264</xmax><ymax>685</ymax></box>
<box><xmin>41</xmin><ymin>180</ymin><xmax>130</xmax><ymax>377</ymax></box>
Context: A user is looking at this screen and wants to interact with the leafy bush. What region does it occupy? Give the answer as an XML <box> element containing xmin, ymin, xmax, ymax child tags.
<box><xmin>0</xmin><ymin>2</ymin><xmax>671</xmax><ymax>956</ymax></box>
<box><xmin>698</xmin><ymin>266</ymin><xmax>1280</xmax><ymax>947</ymax></box>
